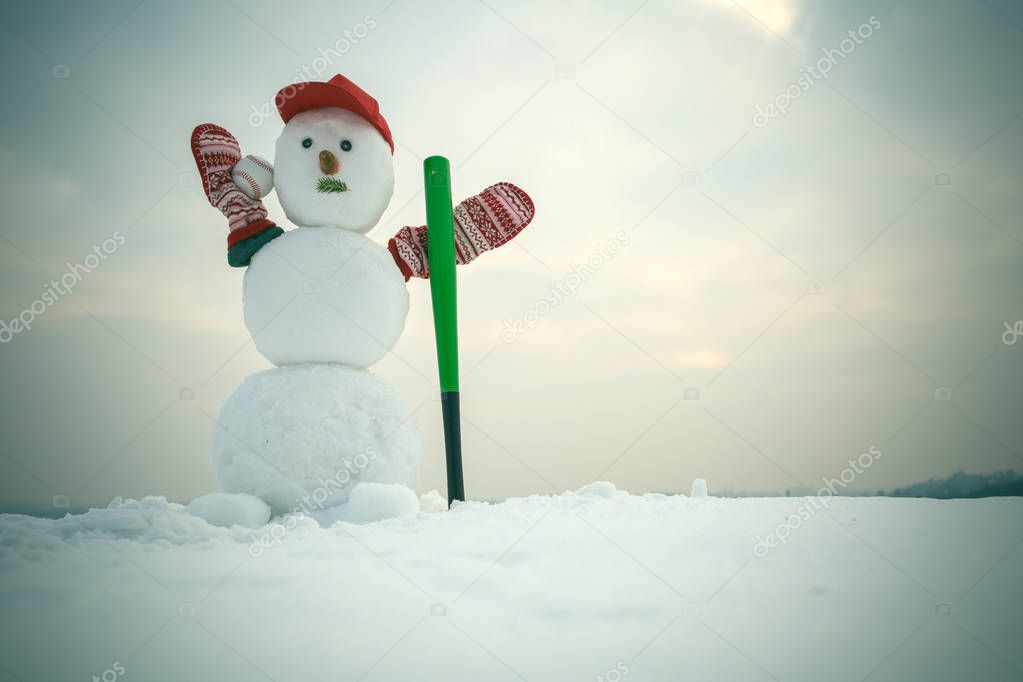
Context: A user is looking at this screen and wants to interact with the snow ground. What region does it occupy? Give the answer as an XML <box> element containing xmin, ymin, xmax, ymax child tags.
<box><xmin>1</xmin><ymin>488</ymin><xmax>1021</xmax><ymax>682</ymax></box>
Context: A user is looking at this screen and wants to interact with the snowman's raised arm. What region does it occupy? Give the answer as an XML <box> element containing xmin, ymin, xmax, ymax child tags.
<box><xmin>191</xmin><ymin>123</ymin><xmax>283</xmax><ymax>267</ymax></box>
<box><xmin>387</xmin><ymin>182</ymin><xmax>535</xmax><ymax>280</ymax></box>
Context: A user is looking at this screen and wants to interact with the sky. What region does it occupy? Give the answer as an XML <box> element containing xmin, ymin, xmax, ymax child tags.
<box><xmin>0</xmin><ymin>0</ymin><xmax>1021</xmax><ymax>510</ymax></box>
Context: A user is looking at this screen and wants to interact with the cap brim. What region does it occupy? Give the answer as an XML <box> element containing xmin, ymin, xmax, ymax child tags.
<box><xmin>275</xmin><ymin>81</ymin><xmax>374</xmax><ymax>125</ymax></box>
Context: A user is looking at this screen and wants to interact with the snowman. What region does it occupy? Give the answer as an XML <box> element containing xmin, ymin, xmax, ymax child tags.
<box><xmin>188</xmin><ymin>74</ymin><xmax>534</xmax><ymax>520</ymax></box>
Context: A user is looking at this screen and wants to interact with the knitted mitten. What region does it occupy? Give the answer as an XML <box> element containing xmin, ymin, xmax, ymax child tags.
<box><xmin>190</xmin><ymin>123</ymin><xmax>282</xmax><ymax>267</ymax></box>
<box><xmin>387</xmin><ymin>182</ymin><xmax>535</xmax><ymax>280</ymax></box>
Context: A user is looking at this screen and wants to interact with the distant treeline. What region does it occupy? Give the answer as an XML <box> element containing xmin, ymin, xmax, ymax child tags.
<box><xmin>717</xmin><ymin>469</ymin><xmax>1023</xmax><ymax>499</ymax></box>
<box><xmin>883</xmin><ymin>470</ymin><xmax>1023</xmax><ymax>499</ymax></box>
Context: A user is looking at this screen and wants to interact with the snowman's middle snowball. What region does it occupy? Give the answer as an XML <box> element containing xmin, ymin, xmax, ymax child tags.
<box><xmin>243</xmin><ymin>226</ymin><xmax>408</xmax><ymax>367</ymax></box>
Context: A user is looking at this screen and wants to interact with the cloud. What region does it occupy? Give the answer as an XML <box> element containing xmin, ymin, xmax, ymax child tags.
<box><xmin>697</xmin><ymin>0</ymin><xmax>800</xmax><ymax>33</ymax></box>
<box><xmin>671</xmin><ymin>349</ymin><xmax>730</xmax><ymax>369</ymax></box>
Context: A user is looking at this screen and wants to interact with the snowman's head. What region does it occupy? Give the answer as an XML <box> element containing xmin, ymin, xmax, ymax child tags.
<box><xmin>274</xmin><ymin>107</ymin><xmax>394</xmax><ymax>232</ymax></box>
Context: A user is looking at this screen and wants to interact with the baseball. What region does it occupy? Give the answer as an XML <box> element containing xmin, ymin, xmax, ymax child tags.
<box><xmin>232</xmin><ymin>155</ymin><xmax>274</xmax><ymax>200</ymax></box>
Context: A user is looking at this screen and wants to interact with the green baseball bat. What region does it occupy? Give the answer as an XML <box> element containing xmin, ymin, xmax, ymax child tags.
<box><xmin>424</xmin><ymin>156</ymin><xmax>464</xmax><ymax>506</ymax></box>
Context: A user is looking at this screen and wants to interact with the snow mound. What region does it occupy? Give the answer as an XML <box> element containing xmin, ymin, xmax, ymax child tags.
<box><xmin>187</xmin><ymin>492</ymin><xmax>271</xmax><ymax>528</ymax></box>
<box><xmin>575</xmin><ymin>481</ymin><xmax>619</xmax><ymax>498</ymax></box>
<box><xmin>0</xmin><ymin>496</ymin><xmax>255</xmax><ymax>551</ymax></box>
<box><xmin>347</xmin><ymin>482</ymin><xmax>419</xmax><ymax>523</ymax></box>
<box><xmin>419</xmin><ymin>489</ymin><xmax>447</xmax><ymax>513</ymax></box>
<box><xmin>306</xmin><ymin>483</ymin><xmax>420</xmax><ymax>525</ymax></box>
<box><xmin>690</xmin><ymin>478</ymin><xmax>708</xmax><ymax>498</ymax></box>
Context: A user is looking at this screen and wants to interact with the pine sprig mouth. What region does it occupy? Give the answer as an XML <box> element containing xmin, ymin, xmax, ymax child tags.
<box><xmin>316</xmin><ymin>177</ymin><xmax>350</xmax><ymax>194</ymax></box>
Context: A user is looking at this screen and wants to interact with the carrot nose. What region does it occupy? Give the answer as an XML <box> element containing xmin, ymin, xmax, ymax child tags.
<box><xmin>319</xmin><ymin>150</ymin><xmax>339</xmax><ymax>175</ymax></box>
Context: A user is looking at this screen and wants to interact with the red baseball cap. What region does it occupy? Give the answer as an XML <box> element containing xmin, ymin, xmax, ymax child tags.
<box><xmin>275</xmin><ymin>74</ymin><xmax>394</xmax><ymax>153</ymax></box>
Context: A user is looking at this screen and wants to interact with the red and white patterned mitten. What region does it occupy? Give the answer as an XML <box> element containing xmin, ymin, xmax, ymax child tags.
<box><xmin>190</xmin><ymin>123</ymin><xmax>282</xmax><ymax>267</ymax></box>
<box><xmin>388</xmin><ymin>182</ymin><xmax>535</xmax><ymax>280</ymax></box>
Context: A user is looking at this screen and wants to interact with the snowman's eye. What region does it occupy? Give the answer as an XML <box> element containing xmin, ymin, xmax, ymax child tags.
<box><xmin>301</xmin><ymin>137</ymin><xmax>313</xmax><ymax>149</ymax></box>
<box><xmin>340</xmin><ymin>139</ymin><xmax>352</xmax><ymax>152</ymax></box>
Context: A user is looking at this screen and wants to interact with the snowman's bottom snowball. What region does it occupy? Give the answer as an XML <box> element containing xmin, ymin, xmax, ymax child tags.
<box><xmin>212</xmin><ymin>364</ymin><xmax>421</xmax><ymax>515</ymax></box>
